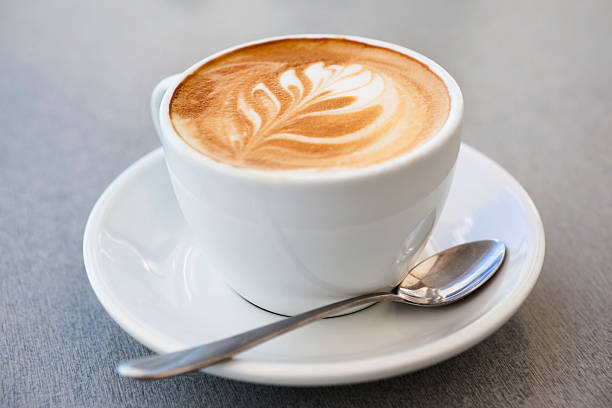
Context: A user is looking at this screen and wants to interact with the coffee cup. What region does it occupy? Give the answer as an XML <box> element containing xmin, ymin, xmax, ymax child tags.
<box><xmin>151</xmin><ymin>34</ymin><xmax>462</xmax><ymax>316</ymax></box>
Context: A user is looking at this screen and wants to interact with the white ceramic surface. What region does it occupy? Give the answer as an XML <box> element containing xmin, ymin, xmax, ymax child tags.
<box><xmin>83</xmin><ymin>144</ymin><xmax>545</xmax><ymax>386</ymax></box>
<box><xmin>152</xmin><ymin>34</ymin><xmax>463</xmax><ymax>315</ymax></box>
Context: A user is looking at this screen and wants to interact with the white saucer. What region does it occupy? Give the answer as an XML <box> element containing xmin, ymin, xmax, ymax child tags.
<box><xmin>83</xmin><ymin>144</ymin><xmax>545</xmax><ymax>386</ymax></box>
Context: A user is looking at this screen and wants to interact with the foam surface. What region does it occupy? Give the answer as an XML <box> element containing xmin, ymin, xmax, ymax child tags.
<box><xmin>170</xmin><ymin>38</ymin><xmax>450</xmax><ymax>170</ymax></box>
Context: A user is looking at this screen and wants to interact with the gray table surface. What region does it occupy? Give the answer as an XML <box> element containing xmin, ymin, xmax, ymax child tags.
<box><xmin>2</xmin><ymin>0</ymin><xmax>611</xmax><ymax>406</ymax></box>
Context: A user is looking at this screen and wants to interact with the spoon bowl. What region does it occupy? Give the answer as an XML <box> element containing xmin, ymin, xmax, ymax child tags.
<box><xmin>396</xmin><ymin>240</ymin><xmax>506</xmax><ymax>305</ymax></box>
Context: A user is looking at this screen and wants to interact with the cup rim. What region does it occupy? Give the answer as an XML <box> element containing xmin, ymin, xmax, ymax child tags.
<box><xmin>158</xmin><ymin>34</ymin><xmax>463</xmax><ymax>184</ymax></box>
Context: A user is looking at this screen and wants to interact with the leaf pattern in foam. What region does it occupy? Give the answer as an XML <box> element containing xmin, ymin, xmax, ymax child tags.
<box><xmin>232</xmin><ymin>62</ymin><xmax>393</xmax><ymax>152</ymax></box>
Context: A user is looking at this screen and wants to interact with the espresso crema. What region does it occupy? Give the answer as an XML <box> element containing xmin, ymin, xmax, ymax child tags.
<box><xmin>170</xmin><ymin>38</ymin><xmax>450</xmax><ymax>171</ymax></box>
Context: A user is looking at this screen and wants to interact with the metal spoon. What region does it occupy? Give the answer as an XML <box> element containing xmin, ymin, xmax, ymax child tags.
<box><xmin>117</xmin><ymin>239</ymin><xmax>505</xmax><ymax>380</ymax></box>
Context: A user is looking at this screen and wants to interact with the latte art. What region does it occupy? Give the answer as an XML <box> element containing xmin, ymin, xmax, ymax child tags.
<box><xmin>233</xmin><ymin>62</ymin><xmax>392</xmax><ymax>150</ymax></box>
<box><xmin>170</xmin><ymin>38</ymin><xmax>450</xmax><ymax>170</ymax></box>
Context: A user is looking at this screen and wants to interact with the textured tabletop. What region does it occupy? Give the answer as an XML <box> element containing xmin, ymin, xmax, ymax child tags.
<box><xmin>1</xmin><ymin>1</ymin><xmax>611</xmax><ymax>406</ymax></box>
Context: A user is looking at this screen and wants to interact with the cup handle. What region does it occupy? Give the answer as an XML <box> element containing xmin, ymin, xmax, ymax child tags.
<box><xmin>150</xmin><ymin>74</ymin><xmax>182</xmax><ymax>140</ymax></box>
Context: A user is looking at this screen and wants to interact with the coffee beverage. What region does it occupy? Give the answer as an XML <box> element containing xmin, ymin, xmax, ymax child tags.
<box><xmin>170</xmin><ymin>38</ymin><xmax>450</xmax><ymax>171</ymax></box>
<box><xmin>156</xmin><ymin>36</ymin><xmax>462</xmax><ymax>314</ymax></box>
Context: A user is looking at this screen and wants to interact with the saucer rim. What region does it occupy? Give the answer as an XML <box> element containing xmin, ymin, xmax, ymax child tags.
<box><xmin>83</xmin><ymin>143</ymin><xmax>545</xmax><ymax>386</ymax></box>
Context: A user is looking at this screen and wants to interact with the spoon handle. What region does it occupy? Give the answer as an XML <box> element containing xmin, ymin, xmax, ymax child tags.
<box><xmin>116</xmin><ymin>292</ymin><xmax>397</xmax><ymax>379</ymax></box>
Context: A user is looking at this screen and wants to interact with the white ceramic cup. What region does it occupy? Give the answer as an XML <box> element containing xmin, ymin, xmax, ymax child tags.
<box><xmin>151</xmin><ymin>34</ymin><xmax>463</xmax><ymax>316</ymax></box>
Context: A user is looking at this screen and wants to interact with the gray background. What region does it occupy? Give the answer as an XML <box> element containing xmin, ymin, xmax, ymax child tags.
<box><xmin>1</xmin><ymin>0</ymin><xmax>611</xmax><ymax>406</ymax></box>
